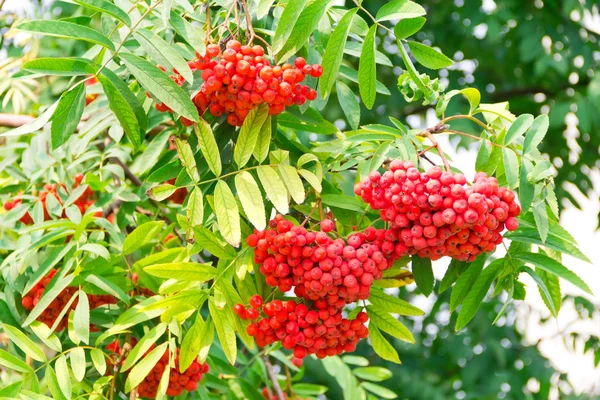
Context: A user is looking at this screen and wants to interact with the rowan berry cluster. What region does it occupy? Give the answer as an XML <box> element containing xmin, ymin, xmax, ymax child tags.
<box><xmin>153</xmin><ymin>40</ymin><xmax>322</xmax><ymax>127</ymax></box>
<box><xmin>20</xmin><ymin>269</ymin><xmax>117</xmax><ymax>330</ymax></box>
<box><xmin>354</xmin><ymin>161</ymin><xmax>520</xmax><ymax>262</ymax></box>
<box><xmin>246</xmin><ymin>215</ymin><xmax>394</xmax><ymax>307</ymax></box>
<box><xmin>240</xmin><ymin>296</ymin><xmax>369</xmax><ymax>361</ymax></box>
<box><xmin>137</xmin><ymin>347</ymin><xmax>208</xmax><ymax>398</ymax></box>
<box><xmin>3</xmin><ymin>173</ymin><xmax>98</xmax><ymax>225</ymax></box>
<box><xmin>105</xmin><ymin>341</ymin><xmax>208</xmax><ymax>398</ymax></box>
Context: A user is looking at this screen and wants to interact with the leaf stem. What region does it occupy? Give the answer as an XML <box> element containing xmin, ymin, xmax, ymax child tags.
<box><xmin>263</xmin><ymin>354</ymin><xmax>286</xmax><ymax>400</ymax></box>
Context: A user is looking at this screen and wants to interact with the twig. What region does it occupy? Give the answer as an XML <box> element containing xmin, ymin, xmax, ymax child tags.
<box><xmin>417</xmin><ymin>144</ymin><xmax>436</xmax><ymax>157</ymax></box>
<box><xmin>263</xmin><ymin>355</ymin><xmax>286</xmax><ymax>400</ymax></box>
<box><xmin>424</xmin><ymin>131</ymin><xmax>451</xmax><ymax>172</ymax></box>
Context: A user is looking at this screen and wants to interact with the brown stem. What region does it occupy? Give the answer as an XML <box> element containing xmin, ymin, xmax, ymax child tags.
<box><xmin>417</xmin><ymin>144</ymin><xmax>436</xmax><ymax>157</ymax></box>
<box><xmin>263</xmin><ymin>355</ymin><xmax>286</xmax><ymax>400</ymax></box>
<box><xmin>424</xmin><ymin>131</ymin><xmax>451</xmax><ymax>172</ymax></box>
<box><xmin>445</xmin><ymin>129</ymin><xmax>505</xmax><ymax>148</ymax></box>
<box><xmin>301</xmin><ymin>198</ymin><xmax>320</xmax><ymax>226</ymax></box>
<box><xmin>205</xmin><ymin>1</ymin><xmax>211</xmax><ymax>41</ymax></box>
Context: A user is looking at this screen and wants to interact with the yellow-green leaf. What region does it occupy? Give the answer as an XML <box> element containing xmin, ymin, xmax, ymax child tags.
<box><xmin>257</xmin><ymin>165</ymin><xmax>289</xmax><ymax>214</ymax></box>
<box><xmin>214</xmin><ymin>180</ymin><xmax>241</xmax><ymax>247</ymax></box>
<box><xmin>235</xmin><ymin>171</ymin><xmax>266</xmax><ymax>231</ymax></box>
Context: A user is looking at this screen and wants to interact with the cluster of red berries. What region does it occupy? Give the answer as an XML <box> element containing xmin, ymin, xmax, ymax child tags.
<box><xmin>354</xmin><ymin>161</ymin><xmax>520</xmax><ymax>262</ymax></box>
<box><xmin>153</xmin><ymin>40</ymin><xmax>323</xmax><ymax>126</ymax></box>
<box><xmin>239</xmin><ymin>296</ymin><xmax>369</xmax><ymax>361</ymax></box>
<box><xmin>20</xmin><ymin>269</ymin><xmax>117</xmax><ymax>330</ymax></box>
<box><xmin>3</xmin><ymin>173</ymin><xmax>98</xmax><ymax>225</ymax></box>
<box><xmin>246</xmin><ymin>215</ymin><xmax>396</xmax><ymax>308</ymax></box>
<box><xmin>105</xmin><ymin>341</ymin><xmax>208</xmax><ymax>398</ymax></box>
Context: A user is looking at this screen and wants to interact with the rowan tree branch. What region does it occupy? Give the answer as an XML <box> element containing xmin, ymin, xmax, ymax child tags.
<box><xmin>262</xmin><ymin>355</ymin><xmax>286</xmax><ymax>400</ymax></box>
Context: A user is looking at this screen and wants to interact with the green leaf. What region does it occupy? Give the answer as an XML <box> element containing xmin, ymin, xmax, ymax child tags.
<box><xmin>101</xmin><ymin>68</ymin><xmax>148</xmax><ymax>132</ymax></box>
<box><xmin>375</xmin><ymin>0</ymin><xmax>426</xmax><ymax>21</ymax></box>
<box><xmin>194</xmin><ymin>119</ymin><xmax>221</xmax><ymax>176</ymax></box>
<box><xmin>298</xmin><ymin>169</ymin><xmax>322</xmax><ymax>193</ymax></box>
<box><xmin>394</xmin><ymin>16</ymin><xmax>426</xmax><ymax>39</ymax></box>
<box><xmin>22</xmin><ymin>57</ymin><xmax>96</xmax><ymax>76</ymax></box>
<box><xmin>369</xmin><ymin>289</ymin><xmax>424</xmax><ymax>316</ymax></box>
<box><xmin>193</xmin><ymin>226</ymin><xmax>237</xmax><ymax>259</ymax></box>
<box><xmin>169</xmin><ymin>11</ymin><xmax>205</xmax><ymax>54</ymax></box>
<box><xmin>339</xmin><ymin>65</ymin><xmax>391</xmax><ymax>96</ymax></box>
<box><xmin>272</xmin><ymin>0</ymin><xmax>309</xmax><ymax>54</ymax></box>
<box><xmin>235</xmin><ymin>171</ymin><xmax>266</xmax><ymax>231</ymax></box>
<box><xmin>146</xmin><ymin>183</ymin><xmax>177</xmax><ymax>201</ymax></box>
<box><xmin>369</xmin><ymin>325</ymin><xmax>401</xmax><ymax>364</ymax></box>
<box><xmin>134</xmin><ymin>29</ymin><xmax>193</xmax><ymax>84</ymax></box>
<box><xmin>353</xmin><ymin>367</ymin><xmax>392</xmax><ymax>382</ymax></box>
<box><xmin>73</xmin><ymin>291</ymin><xmax>90</xmax><ymax>344</ymax></box>
<box><xmin>521</xmin><ymin>267</ymin><xmax>557</xmax><ymax>317</ymax></box>
<box><xmin>257</xmin><ymin>165</ymin><xmax>289</xmax><ymax>214</ymax></box>
<box><xmin>90</xmin><ymin>348</ymin><xmax>106</xmax><ymax>375</ymax></box>
<box><xmin>174</xmin><ymin>137</ymin><xmax>200</xmax><ymax>182</ymax></box>
<box><xmin>411</xmin><ymin>255</ymin><xmax>433</xmax><ymax>296</ymax></box>
<box><xmin>187</xmin><ymin>186</ymin><xmax>204</xmax><ymax>228</ymax></box>
<box><xmin>513</xmin><ymin>252</ymin><xmax>592</xmax><ymax>294</ymax></box>
<box><xmin>362</xmin><ymin>382</ymin><xmax>398</xmax><ymax>399</ymax></box>
<box><xmin>55</xmin><ymin>354</ymin><xmax>72</xmax><ymax>399</ymax></box>
<box><xmin>276</xmin><ymin>0</ymin><xmax>332</xmax><ymax>61</ymax></box>
<box><xmin>0</xmin><ymin>349</ymin><xmax>33</xmax><ymax>373</ymax></box>
<box><xmin>532</xmin><ymin>202</ymin><xmax>549</xmax><ymax>243</ymax></box>
<box><xmin>537</xmin><ymin>267</ymin><xmax>562</xmax><ymax>315</ymax></box>
<box><xmin>0</xmin><ymin>100</ymin><xmax>58</xmax><ymax>137</ymax></box>
<box><xmin>70</xmin><ymin>347</ymin><xmax>86</xmax><ymax>382</ymax></box>
<box><xmin>369</xmin><ymin>142</ymin><xmax>392</xmax><ymax>173</ymax></box>
<box><xmin>320</xmin><ymin>8</ymin><xmax>358</xmax><ymax>99</ymax></box>
<box><xmin>337</xmin><ymin>80</ymin><xmax>360</xmax><ymax>130</ymax></box>
<box><xmin>46</xmin><ymin>366</ymin><xmax>67</xmax><ymax>400</ymax></box>
<box><xmin>119</xmin><ymin>52</ymin><xmax>198</xmax><ymax>122</ymax></box>
<box><xmin>16</xmin><ymin>20</ymin><xmax>115</xmax><ymax>50</ymax></box>
<box><xmin>455</xmin><ymin>259</ymin><xmax>504</xmax><ymax>330</ymax></box>
<box><xmin>523</xmin><ymin>114</ymin><xmax>549</xmax><ymax>154</ymax></box>
<box><xmin>278</xmin><ymin>165</ymin><xmax>306</xmax><ymax>204</ymax></box>
<box><xmin>123</xmin><ymin>221</ymin><xmax>164</xmax><ymax>255</ymax></box>
<box><xmin>502</xmin><ymin>148</ymin><xmax>519</xmax><ymax>189</ymax></box>
<box><xmin>98</xmin><ymin>71</ymin><xmax>142</xmax><ymax>147</ymax></box>
<box><xmin>439</xmin><ymin>260</ymin><xmax>466</xmax><ymax>294</ymax></box>
<box><xmin>214</xmin><ymin>180</ymin><xmax>241</xmax><ymax>247</ymax></box>
<box><xmin>3</xmin><ymin>324</ymin><xmax>47</xmax><ymax>362</ymax></box>
<box><xmin>234</xmin><ymin>104</ymin><xmax>269</xmax><ymax>168</ymax></box>
<box><xmin>321</xmin><ymin>194</ymin><xmax>366</xmax><ymax>212</ymax></box>
<box><xmin>519</xmin><ymin>158</ymin><xmax>535</xmax><ymax>213</ymax></box>
<box><xmin>407</xmin><ymin>41</ymin><xmax>453</xmax><ymax>69</ymax></box>
<box><xmin>253</xmin><ymin>115</ymin><xmax>272</xmax><ymax>163</ymax></box>
<box><xmin>85</xmin><ymin>274</ymin><xmax>130</xmax><ymax>303</ymax></box>
<box><xmin>50</xmin><ymin>82</ymin><xmax>85</xmax><ymax>149</ymax></box>
<box><xmin>358</xmin><ymin>24</ymin><xmax>377</xmax><ymax>110</ymax></box>
<box><xmin>23</xmin><ymin>274</ymin><xmax>74</xmax><ymax>326</ymax></box>
<box><xmin>179</xmin><ymin>314</ymin><xmax>207</xmax><ymax>372</ymax></box>
<box><xmin>122</xmin><ymin>323</ymin><xmax>167</xmax><ymax>371</ymax></box>
<box><xmin>505</xmin><ymin>214</ymin><xmax>589</xmax><ymax>262</ymax></box>
<box><xmin>450</xmin><ymin>257</ymin><xmax>488</xmax><ymax>313</ymax></box>
<box><xmin>257</xmin><ymin>0</ymin><xmax>276</xmax><ymax>19</ymax></box>
<box><xmin>144</xmin><ymin>262</ymin><xmax>217</xmax><ymax>282</ymax></box>
<box><xmin>367</xmin><ymin>306</ymin><xmax>415</xmax><ymax>343</ymax></box>
<box><xmin>125</xmin><ymin>342</ymin><xmax>168</xmax><ymax>393</ymax></box>
<box><xmin>73</xmin><ymin>0</ymin><xmax>131</xmax><ymax>26</ymax></box>
<box><xmin>505</xmin><ymin>113</ymin><xmax>534</xmax><ymax>145</ymax></box>
<box><xmin>209</xmin><ymin>299</ymin><xmax>237</xmax><ymax>365</ymax></box>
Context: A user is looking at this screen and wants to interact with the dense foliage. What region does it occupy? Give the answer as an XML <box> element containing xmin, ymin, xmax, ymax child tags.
<box><xmin>0</xmin><ymin>0</ymin><xmax>597</xmax><ymax>399</ymax></box>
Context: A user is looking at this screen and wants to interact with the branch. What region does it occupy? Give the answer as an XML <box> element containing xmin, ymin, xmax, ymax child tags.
<box><xmin>262</xmin><ymin>355</ymin><xmax>286</xmax><ymax>400</ymax></box>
